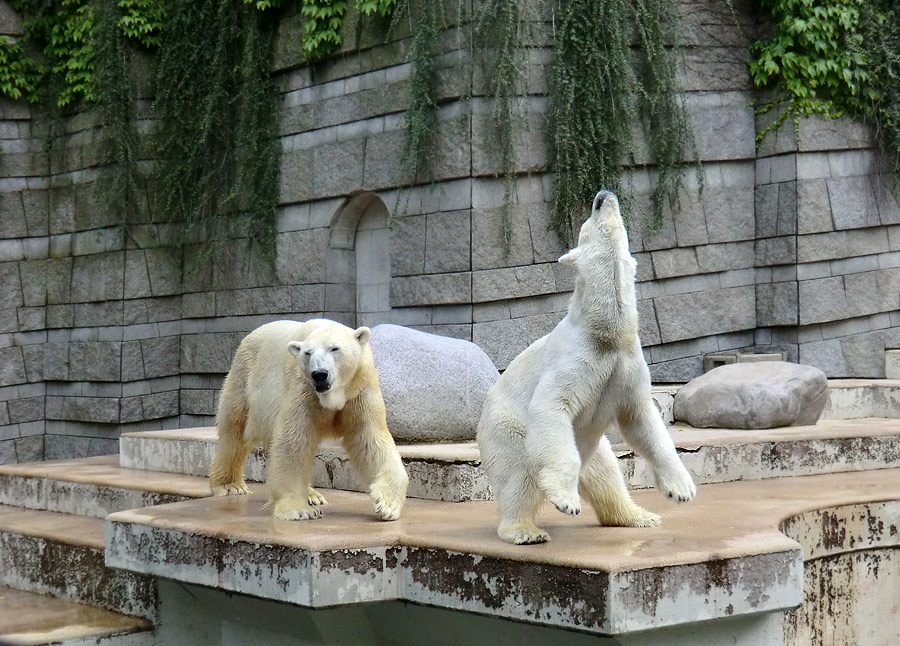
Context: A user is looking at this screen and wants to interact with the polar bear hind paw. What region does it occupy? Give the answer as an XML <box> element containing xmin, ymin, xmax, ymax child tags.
<box><xmin>623</xmin><ymin>507</ymin><xmax>662</xmax><ymax>527</ymax></box>
<box><xmin>273</xmin><ymin>506</ymin><xmax>323</xmax><ymax>521</ymax></box>
<box><xmin>499</xmin><ymin>523</ymin><xmax>550</xmax><ymax>545</ymax></box>
<box><xmin>655</xmin><ymin>463</ymin><xmax>697</xmax><ymax>503</ymax></box>
<box><xmin>211</xmin><ymin>481</ymin><xmax>251</xmax><ymax>497</ymax></box>
<box><xmin>307</xmin><ymin>488</ymin><xmax>328</xmax><ymax>506</ymax></box>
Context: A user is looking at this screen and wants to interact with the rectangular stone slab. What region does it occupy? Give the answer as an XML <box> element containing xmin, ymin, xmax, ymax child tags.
<box><xmin>119</xmin><ymin>419</ymin><xmax>900</xmax><ymax>501</ymax></box>
<box><xmin>0</xmin><ymin>585</ymin><xmax>152</xmax><ymax>646</ymax></box>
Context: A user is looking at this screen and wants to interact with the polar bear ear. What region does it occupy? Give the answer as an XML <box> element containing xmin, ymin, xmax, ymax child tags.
<box><xmin>558</xmin><ymin>248</ymin><xmax>581</xmax><ymax>266</ymax></box>
<box><xmin>354</xmin><ymin>327</ymin><xmax>371</xmax><ymax>346</ymax></box>
<box><xmin>287</xmin><ymin>341</ymin><xmax>304</xmax><ymax>357</ymax></box>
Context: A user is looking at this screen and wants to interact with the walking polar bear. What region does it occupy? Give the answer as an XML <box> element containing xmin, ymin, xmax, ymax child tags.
<box><xmin>477</xmin><ymin>190</ymin><xmax>696</xmax><ymax>544</ymax></box>
<box><xmin>209</xmin><ymin>319</ymin><xmax>408</xmax><ymax>521</ymax></box>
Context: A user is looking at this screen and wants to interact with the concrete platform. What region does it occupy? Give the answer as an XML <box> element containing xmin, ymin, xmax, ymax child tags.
<box><xmin>119</xmin><ymin>419</ymin><xmax>900</xmax><ymax>501</ymax></box>
<box><xmin>0</xmin><ymin>506</ymin><xmax>156</xmax><ymax>620</ymax></box>
<box><xmin>105</xmin><ymin>469</ymin><xmax>900</xmax><ymax>636</ymax></box>
<box><xmin>0</xmin><ymin>585</ymin><xmax>152</xmax><ymax>646</ymax></box>
<box><xmin>0</xmin><ymin>455</ymin><xmax>210</xmax><ymax>518</ymax></box>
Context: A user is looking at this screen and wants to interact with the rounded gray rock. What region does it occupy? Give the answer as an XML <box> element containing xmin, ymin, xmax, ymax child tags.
<box><xmin>673</xmin><ymin>361</ymin><xmax>827</xmax><ymax>429</ymax></box>
<box><xmin>369</xmin><ymin>324</ymin><xmax>500</xmax><ymax>442</ymax></box>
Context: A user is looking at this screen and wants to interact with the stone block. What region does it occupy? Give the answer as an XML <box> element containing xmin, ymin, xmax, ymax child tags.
<box><xmin>141</xmin><ymin>391</ymin><xmax>179</xmax><ymax>420</ymax></box>
<box><xmin>216</xmin><ymin>290</ymin><xmax>254</xmax><ymax>317</ymax></box>
<box><xmin>704</xmin><ymin>186</ymin><xmax>755</xmax><ymax>243</ymax></box>
<box><xmin>799</xmin><ymin>228</ymin><xmax>889</xmax><ymax>264</ymax></box>
<box><xmin>637</xmin><ymin>299</ymin><xmax>661</xmax><ymax>346</ymax></box>
<box><xmin>369</xmin><ymin>324</ymin><xmax>499</xmax><ymax>441</ymax></box>
<box><xmin>648</xmin><ymin>355</ymin><xmax>704</xmax><ymax>383</ymax></box>
<box><xmin>796</xmin><ymin>179</ymin><xmax>833</xmax><ymax>234</ymax></box>
<box><xmin>473</xmin><ymin>313</ymin><xmax>564</xmax><ymax>370</ymax></box>
<box><xmin>653</xmin><ymin>286</ymin><xmax>755</xmax><ymax>343</ymax></box>
<box><xmin>278</xmin><ymin>149</ymin><xmax>314</xmax><ymax>203</ymax></box>
<box><xmin>68</xmin><ymin>342</ymin><xmax>122</xmax><ymax>382</ymax></box>
<box><xmin>276</xmin><ymin>229</ymin><xmax>328</xmax><ymax>285</ymax></box>
<box><xmin>755</xmin><ymin>236</ymin><xmax>796</xmax><ymax>266</ymax></box>
<box><xmin>671</xmin><ymin>191</ymin><xmax>707</xmax><ymax>247</ymax></box>
<box><xmin>22</xmin><ymin>189</ymin><xmax>48</xmax><ymax>237</ymax></box>
<box><xmin>825</xmin><ymin>175</ymin><xmax>880</xmax><ymax>231</ymax></box>
<box><xmin>181</xmin><ymin>389</ymin><xmax>216</xmax><ymax>416</ymax></box>
<box><xmin>0</xmin><ymin>347</ymin><xmax>25</xmax><ymax>386</ymax></box>
<box><xmin>674</xmin><ymin>361</ymin><xmax>827</xmax><ymax>428</ymax></box>
<box><xmin>363</xmin><ymin>128</ymin><xmax>408</xmax><ymax>190</ymax></box>
<box><xmin>21</xmin><ymin>345</ymin><xmax>43</xmax><ymax>382</ymax></box>
<box><xmin>59</xmin><ymin>396</ymin><xmax>120</xmax><ymax>424</ymax></box>
<box><xmin>71</xmin><ymin>252</ymin><xmax>124</xmax><ymax>302</ymax></box>
<box><xmin>651</xmin><ymin>248</ymin><xmax>699</xmax><ymax>279</ymax></box>
<box><xmin>844</xmin><ymin>269</ymin><xmax>900</xmax><ymax>318</ymax></box>
<box><xmin>183</xmin><ymin>292</ymin><xmax>216</xmax><ymax>318</ymax></box>
<box><xmin>841</xmin><ymin>331</ymin><xmax>887</xmax><ymax>378</ymax></box>
<box><xmin>0</xmin><ymin>193</ymin><xmax>27</xmax><ymax>237</ymax></box>
<box><xmin>292</xmin><ymin>284</ymin><xmax>326</xmax><ymax>312</ymax></box>
<box><xmin>797</xmin><ymin>115</ymin><xmax>873</xmax><ymax>151</ymax></box>
<box><xmin>73</xmin><ymin>301</ymin><xmax>123</xmax><ymax>327</ymax></box>
<box><xmin>8</xmin><ymin>396</ymin><xmax>43</xmax><ymax>423</ymax></box>
<box><xmin>313</xmin><ymin>139</ymin><xmax>365</xmax><ymax>199</ymax></box>
<box><xmin>181</xmin><ymin>333</ymin><xmax>240</xmax><ymax>374</ymax></box>
<box><xmin>141</xmin><ymin>336</ymin><xmax>180</xmax><ymax>379</ymax></box>
<box><xmin>42</xmin><ymin>343</ymin><xmax>69</xmax><ymax>381</ymax></box>
<box><xmin>472</xmin><ymin>264</ymin><xmax>557</xmax><ymax>302</ymax></box>
<box><xmin>471</xmin><ymin>206</ymin><xmax>535</xmax><ymax>270</ymax></box>
<box><xmin>756</xmin><ymin>282</ymin><xmax>798</xmax><ymax>327</ymax></box>
<box><xmin>122</xmin><ymin>341</ymin><xmax>144</xmax><ymax>382</ymax></box>
<box><xmin>689</xmin><ymin>100</ymin><xmax>755</xmax><ymax>162</ymax></box>
<box><xmin>695</xmin><ymin>241</ymin><xmax>755</xmax><ymax>273</ymax></box>
<box><xmin>424</xmin><ymin>210</ymin><xmax>471</xmax><ymax>273</ymax></box>
<box><xmin>798</xmin><ymin>276</ymin><xmax>848</xmax><ymax>325</ymax></box>
<box><xmin>390</xmin><ymin>215</ymin><xmax>426</xmax><ymax>277</ymax></box>
<box><xmin>885</xmin><ymin>349</ymin><xmax>900</xmax><ymax>379</ymax></box>
<box><xmin>14</xmin><ymin>435</ymin><xmax>43</xmax><ymax>463</ymax></box>
<box><xmin>0</xmin><ymin>439</ymin><xmax>15</xmax><ymax>465</ymax></box>
<box><xmin>390</xmin><ymin>272</ymin><xmax>471</xmax><ymax>307</ymax></box>
<box><xmin>432</xmin><ymin>114</ymin><xmax>474</xmax><ymax>180</ymax></box>
<box><xmin>145</xmin><ymin>247</ymin><xmax>182</xmax><ymax>296</ymax></box>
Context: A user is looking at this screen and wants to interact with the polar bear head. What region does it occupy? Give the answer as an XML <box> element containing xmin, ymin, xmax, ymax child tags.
<box><xmin>558</xmin><ymin>190</ymin><xmax>631</xmax><ymax>269</ymax></box>
<box><xmin>287</xmin><ymin>323</ymin><xmax>372</xmax><ymax>410</ymax></box>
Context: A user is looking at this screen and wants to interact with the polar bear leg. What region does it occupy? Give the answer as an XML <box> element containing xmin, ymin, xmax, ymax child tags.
<box><xmin>209</xmin><ymin>370</ymin><xmax>252</xmax><ymax>496</ymax></box>
<box><xmin>618</xmin><ymin>396</ymin><xmax>696</xmax><ymax>503</ymax></box>
<box><xmin>525</xmin><ymin>406</ymin><xmax>582</xmax><ymax>517</ymax></box>
<box><xmin>342</xmin><ymin>425</ymin><xmax>408</xmax><ymax>521</ymax></box>
<box><xmin>495</xmin><ymin>471</ymin><xmax>550</xmax><ymax>544</ymax></box>
<box><xmin>579</xmin><ymin>437</ymin><xmax>661</xmax><ymax>527</ymax></box>
<box><xmin>268</xmin><ymin>415</ymin><xmax>322</xmax><ymax>521</ymax></box>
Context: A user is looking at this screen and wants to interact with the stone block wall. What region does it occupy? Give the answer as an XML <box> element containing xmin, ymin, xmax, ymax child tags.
<box><xmin>0</xmin><ymin>0</ymin><xmax>898</xmax><ymax>463</ymax></box>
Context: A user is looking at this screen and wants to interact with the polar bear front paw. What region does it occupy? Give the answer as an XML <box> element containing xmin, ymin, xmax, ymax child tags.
<box><xmin>499</xmin><ymin>523</ymin><xmax>550</xmax><ymax>545</ymax></box>
<box><xmin>654</xmin><ymin>461</ymin><xmax>696</xmax><ymax>503</ymax></box>
<box><xmin>546</xmin><ymin>489</ymin><xmax>582</xmax><ymax>516</ymax></box>
<box><xmin>211</xmin><ymin>481</ymin><xmax>251</xmax><ymax>497</ymax></box>
<box><xmin>272</xmin><ymin>498</ymin><xmax>323</xmax><ymax>521</ymax></box>
<box><xmin>307</xmin><ymin>487</ymin><xmax>328</xmax><ymax>506</ymax></box>
<box><xmin>370</xmin><ymin>478</ymin><xmax>405</xmax><ymax>521</ymax></box>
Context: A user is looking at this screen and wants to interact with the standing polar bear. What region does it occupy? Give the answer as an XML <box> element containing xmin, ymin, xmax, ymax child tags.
<box><xmin>209</xmin><ymin>319</ymin><xmax>408</xmax><ymax>521</ymax></box>
<box><xmin>477</xmin><ymin>190</ymin><xmax>696</xmax><ymax>544</ymax></box>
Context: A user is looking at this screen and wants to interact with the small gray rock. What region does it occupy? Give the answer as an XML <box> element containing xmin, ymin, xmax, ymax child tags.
<box><xmin>673</xmin><ymin>361</ymin><xmax>827</xmax><ymax>429</ymax></box>
<box><xmin>370</xmin><ymin>324</ymin><xmax>500</xmax><ymax>442</ymax></box>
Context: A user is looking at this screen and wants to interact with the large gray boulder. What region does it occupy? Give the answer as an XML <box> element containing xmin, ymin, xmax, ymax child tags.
<box><xmin>673</xmin><ymin>361</ymin><xmax>827</xmax><ymax>429</ymax></box>
<box><xmin>369</xmin><ymin>324</ymin><xmax>500</xmax><ymax>442</ymax></box>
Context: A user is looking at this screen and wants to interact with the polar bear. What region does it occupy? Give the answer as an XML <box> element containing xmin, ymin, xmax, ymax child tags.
<box><xmin>209</xmin><ymin>319</ymin><xmax>409</xmax><ymax>521</ymax></box>
<box><xmin>476</xmin><ymin>190</ymin><xmax>696</xmax><ymax>544</ymax></box>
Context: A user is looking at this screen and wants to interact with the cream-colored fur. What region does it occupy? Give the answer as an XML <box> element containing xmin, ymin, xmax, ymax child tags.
<box><xmin>476</xmin><ymin>191</ymin><xmax>696</xmax><ymax>545</ymax></box>
<box><xmin>209</xmin><ymin>319</ymin><xmax>408</xmax><ymax>521</ymax></box>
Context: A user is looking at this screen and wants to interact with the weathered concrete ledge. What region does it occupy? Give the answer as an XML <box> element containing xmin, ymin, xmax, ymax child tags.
<box><xmin>104</xmin><ymin>469</ymin><xmax>900</xmax><ymax>636</ymax></box>
<box><xmin>0</xmin><ymin>505</ymin><xmax>157</xmax><ymax>620</ymax></box>
<box><xmin>822</xmin><ymin>379</ymin><xmax>900</xmax><ymax>419</ymax></box>
<box><xmin>0</xmin><ymin>455</ymin><xmax>209</xmax><ymax>518</ymax></box>
<box><xmin>119</xmin><ymin>419</ymin><xmax>900</xmax><ymax>502</ymax></box>
<box><xmin>0</xmin><ymin>584</ymin><xmax>153</xmax><ymax>646</ymax></box>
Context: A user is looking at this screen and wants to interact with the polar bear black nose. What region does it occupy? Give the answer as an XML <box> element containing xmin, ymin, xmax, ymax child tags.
<box><xmin>593</xmin><ymin>190</ymin><xmax>615</xmax><ymax>211</ymax></box>
<box><xmin>311</xmin><ymin>370</ymin><xmax>329</xmax><ymax>384</ymax></box>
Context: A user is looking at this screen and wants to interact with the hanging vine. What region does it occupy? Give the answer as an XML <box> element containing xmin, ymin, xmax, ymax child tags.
<box><xmin>550</xmin><ymin>0</ymin><xmax>698</xmax><ymax>243</ymax></box>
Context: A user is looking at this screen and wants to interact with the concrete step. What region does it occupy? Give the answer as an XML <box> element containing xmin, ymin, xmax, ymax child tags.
<box><xmin>0</xmin><ymin>455</ymin><xmax>211</xmax><ymax>518</ymax></box>
<box><xmin>119</xmin><ymin>418</ymin><xmax>900</xmax><ymax>502</ymax></box>
<box><xmin>103</xmin><ymin>468</ymin><xmax>900</xmax><ymax>637</ymax></box>
<box><xmin>0</xmin><ymin>506</ymin><xmax>156</xmax><ymax>620</ymax></box>
<box><xmin>0</xmin><ymin>585</ymin><xmax>152</xmax><ymax>646</ymax></box>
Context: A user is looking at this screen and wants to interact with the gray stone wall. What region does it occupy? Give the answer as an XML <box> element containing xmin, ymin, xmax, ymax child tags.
<box><xmin>0</xmin><ymin>0</ymin><xmax>897</xmax><ymax>463</ymax></box>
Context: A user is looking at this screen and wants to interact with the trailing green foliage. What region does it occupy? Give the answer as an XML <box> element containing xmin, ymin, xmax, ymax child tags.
<box><xmin>0</xmin><ymin>35</ymin><xmax>41</xmax><ymax>101</ymax></box>
<box><xmin>116</xmin><ymin>0</ymin><xmax>164</xmax><ymax>48</ymax></box>
<box><xmin>855</xmin><ymin>0</ymin><xmax>900</xmax><ymax>178</ymax></box>
<box><xmin>750</xmin><ymin>0</ymin><xmax>875</xmax><ymax>141</ymax></box>
<box><xmin>394</xmin><ymin>0</ymin><xmax>441</xmax><ymax>180</ymax></box>
<box><xmin>296</xmin><ymin>0</ymin><xmax>395</xmax><ymax>62</ymax></box>
<box><xmin>549</xmin><ymin>0</ymin><xmax>697</xmax><ymax>242</ymax></box>
<box><xmin>473</xmin><ymin>0</ymin><xmax>525</xmax><ymax>247</ymax></box>
<box><xmin>153</xmin><ymin>0</ymin><xmax>280</xmax><ymax>265</ymax></box>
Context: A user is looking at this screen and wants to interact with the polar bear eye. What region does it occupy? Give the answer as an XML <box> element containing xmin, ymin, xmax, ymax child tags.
<box><xmin>330</xmin><ymin>347</ymin><xmax>339</xmax><ymax>353</ymax></box>
<box><xmin>304</xmin><ymin>350</ymin><xmax>312</xmax><ymax>356</ymax></box>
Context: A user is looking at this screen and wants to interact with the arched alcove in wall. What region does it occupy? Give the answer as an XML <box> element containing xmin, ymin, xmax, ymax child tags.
<box><xmin>327</xmin><ymin>192</ymin><xmax>391</xmax><ymax>327</ymax></box>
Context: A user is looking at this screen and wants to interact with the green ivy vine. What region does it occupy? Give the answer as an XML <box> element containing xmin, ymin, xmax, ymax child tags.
<box><xmin>751</xmin><ymin>0</ymin><xmax>900</xmax><ymax>178</ymax></box>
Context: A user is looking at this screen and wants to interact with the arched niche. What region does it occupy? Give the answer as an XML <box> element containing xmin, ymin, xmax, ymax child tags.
<box><xmin>327</xmin><ymin>192</ymin><xmax>392</xmax><ymax>327</ymax></box>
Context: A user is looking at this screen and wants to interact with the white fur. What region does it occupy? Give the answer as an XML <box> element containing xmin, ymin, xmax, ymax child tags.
<box><xmin>476</xmin><ymin>191</ymin><xmax>696</xmax><ymax>545</ymax></box>
<box><xmin>209</xmin><ymin>319</ymin><xmax>409</xmax><ymax>522</ymax></box>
